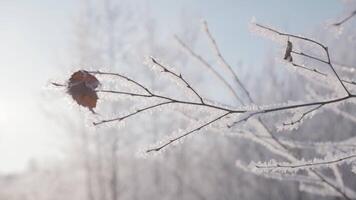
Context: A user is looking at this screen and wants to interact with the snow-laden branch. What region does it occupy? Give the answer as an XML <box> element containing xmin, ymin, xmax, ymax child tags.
<box><xmin>255</xmin><ymin>153</ymin><xmax>356</xmax><ymax>170</ymax></box>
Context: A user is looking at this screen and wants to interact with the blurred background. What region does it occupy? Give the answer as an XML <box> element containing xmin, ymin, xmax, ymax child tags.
<box><xmin>0</xmin><ymin>0</ymin><xmax>355</xmax><ymax>199</ymax></box>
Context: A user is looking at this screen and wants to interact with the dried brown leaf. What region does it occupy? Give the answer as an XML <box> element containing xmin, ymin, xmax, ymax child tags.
<box><xmin>284</xmin><ymin>40</ymin><xmax>293</xmax><ymax>62</ymax></box>
<box><xmin>67</xmin><ymin>70</ymin><xmax>100</xmax><ymax>113</ymax></box>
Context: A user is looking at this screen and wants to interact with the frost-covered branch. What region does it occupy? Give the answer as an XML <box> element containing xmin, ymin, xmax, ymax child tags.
<box><xmin>202</xmin><ymin>21</ymin><xmax>252</xmax><ymax>102</ymax></box>
<box><xmin>146</xmin><ymin>111</ymin><xmax>231</xmax><ymax>152</ymax></box>
<box><xmin>255</xmin><ymin>153</ymin><xmax>356</xmax><ymax>170</ymax></box>
<box><xmin>289</xmin><ymin>62</ymin><xmax>356</xmax><ymax>86</ymax></box>
<box><xmin>290</xmin><ymin>62</ymin><xmax>327</xmax><ymax>76</ymax></box>
<box><xmin>88</xmin><ymin>70</ymin><xmax>154</xmax><ymax>95</ymax></box>
<box><xmin>287</xmin><ymin>53</ymin><xmax>356</xmax><ymax>85</ymax></box>
<box><xmin>282</xmin><ymin>105</ymin><xmax>323</xmax><ymax>126</ymax></box>
<box><xmin>93</xmin><ymin>100</ymin><xmax>173</xmax><ymax>125</ymax></box>
<box><xmin>174</xmin><ymin>35</ymin><xmax>244</xmax><ymax>104</ymax></box>
<box><xmin>87</xmin><ymin>68</ymin><xmax>355</xmax><ymax>154</ymax></box>
<box><xmin>150</xmin><ymin>57</ymin><xmax>205</xmax><ymax>104</ymax></box>
<box><xmin>82</xmin><ymin>23</ymin><xmax>356</xmax><ymax>199</ymax></box>
<box><xmin>93</xmin><ymin>71</ymin><xmax>355</xmax><ymax>122</ymax></box>
<box><xmin>255</xmin><ymin>23</ymin><xmax>351</xmax><ymax>95</ymax></box>
<box><xmin>202</xmin><ymin>21</ymin><xmax>296</xmax><ymax>155</ymax></box>
<box><xmin>54</xmin><ymin>13</ymin><xmax>356</xmax><ymax>198</ymax></box>
<box><xmin>207</xmin><ymin>22</ymin><xmax>355</xmax><ymax>199</ymax></box>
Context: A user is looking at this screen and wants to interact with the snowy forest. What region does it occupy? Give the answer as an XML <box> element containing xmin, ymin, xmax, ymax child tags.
<box><xmin>1</xmin><ymin>0</ymin><xmax>356</xmax><ymax>199</ymax></box>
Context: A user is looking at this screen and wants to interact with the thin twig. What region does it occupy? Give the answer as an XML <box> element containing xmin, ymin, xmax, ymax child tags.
<box><xmin>255</xmin><ymin>23</ymin><xmax>327</xmax><ymax>49</ymax></box>
<box><xmin>291</xmin><ymin>50</ymin><xmax>328</xmax><ymax>64</ymax></box>
<box><xmin>311</xmin><ymin>170</ymin><xmax>351</xmax><ymax>200</ymax></box>
<box><xmin>146</xmin><ymin>111</ymin><xmax>231</xmax><ymax>152</ymax></box>
<box><xmin>255</xmin><ymin>23</ymin><xmax>351</xmax><ymax>95</ymax></box>
<box><xmin>256</xmin><ymin>154</ymin><xmax>356</xmax><ymax>169</ymax></box>
<box><xmin>231</xmin><ymin>95</ymin><xmax>353</xmax><ymax>128</ymax></box>
<box><xmin>289</xmin><ymin>61</ymin><xmax>356</xmax><ymax>86</ymax></box>
<box><xmin>283</xmin><ymin>105</ymin><xmax>323</xmax><ymax>126</ymax></box>
<box><xmin>174</xmin><ymin>35</ymin><xmax>244</xmax><ymax>104</ymax></box>
<box><xmin>203</xmin><ymin>21</ymin><xmax>292</xmax><ymax>152</ymax></box>
<box><xmin>333</xmin><ymin>10</ymin><xmax>356</xmax><ymax>26</ymax></box>
<box><xmin>324</xmin><ymin>49</ymin><xmax>351</xmax><ymax>95</ymax></box>
<box><xmin>97</xmin><ymin>89</ymin><xmax>152</xmax><ymax>98</ymax></box>
<box><xmin>88</xmin><ymin>70</ymin><xmax>153</xmax><ymax>95</ymax></box>
<box><xmin>93</xmin><ymin>101</ymin><xmax>173</xmax><ymax>125</ymax></box>
<box><xmin>280</xmin><ymin>49</ymin><xmax>356</xmax><ymax>85</ymax></box>
<box><xmin>150</xmin><ymin>57</ymin><xmax>205</xmax><ymax>104</ymax></box>
<box><xmin>51</xmin><ymin>82</ymin><xmax>66</xmax><ymax>87</ymax></box>
<box><xmin>203</xmin><ymin>21</ymin><xmax>252</xmax><ymax>103</ymax></box>
<box><xmin>96</xmin><ymin>90</ymin><xmax>237</xmax><ymax>113</ymax></box>
<box><xmin>291</xmin><ymin>62</ymin><xmax>327</xmax><ymax>76</ymax></box>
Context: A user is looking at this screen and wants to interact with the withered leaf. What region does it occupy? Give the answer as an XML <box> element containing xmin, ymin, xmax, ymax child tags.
<box><xmin>67</xmin><ymin>70</ymin><xmax>100</xmax><ymax>113</ymax></box>
<box><xmin>284</xmin><ymin>40</ymin><xmax>293</xmax><ymax>62</ymax></box>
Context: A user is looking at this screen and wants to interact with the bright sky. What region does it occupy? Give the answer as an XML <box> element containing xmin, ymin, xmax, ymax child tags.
<box><xmin>0</xmin><ymin>0</ymin><xmax>342</xmax><ymax>173</ymax></box>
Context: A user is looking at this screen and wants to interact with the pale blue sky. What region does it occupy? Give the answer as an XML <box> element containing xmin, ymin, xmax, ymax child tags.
<box><xmin>150</xmin><ymin>0</ymin><xmax>342</xmax><ymax>67</ymax></box>
<box><xmin>0</xmin><ymin>0</ymin><xmax>343</xmax><ymax>173</ymax></box>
